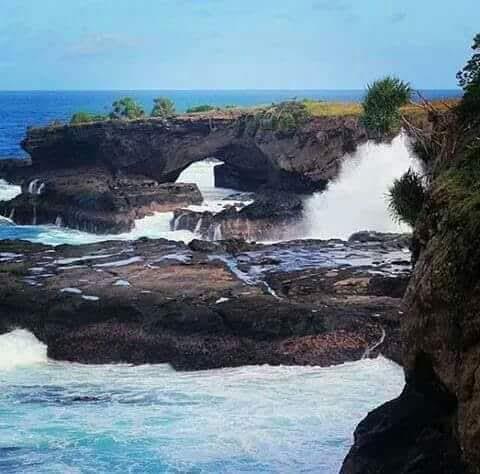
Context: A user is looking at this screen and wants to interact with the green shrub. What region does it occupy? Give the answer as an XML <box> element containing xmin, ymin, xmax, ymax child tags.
<box><xmin>388</xmin><ymin>168</ymin><xmax>426</xmax><ymax>227</ymax></box>
<box><xmin>457</xmin><ymin>33</ymin><xmax>480</xmax><ymax>121</ymax></box>
<box><xmin>110</xmin><ymin>97</ymin><xmax>145</xmax><ymax>120</ymax></box>
<box><xmin>256</xmin><ymin>101</ymin><xmax>311</xmax><ymax>135</ymax></box>
<box><xmin>186</xmin><ymin>104</ymin><xmax>217</xmax><ymax>113</ymax></box>
<box><xmin>70</xmin><ymin>112</ymin><xmax>107</xmax><ymax>124</ymax></box>
<box><xmin>151</xmin><ymin>97</ymin><xmax>176</xmax><ymax>118</ymax></box>
<box><xmin>361</xmin><ymin>77</ymin><xmax>412</xmax><ymax>137</ymax></box>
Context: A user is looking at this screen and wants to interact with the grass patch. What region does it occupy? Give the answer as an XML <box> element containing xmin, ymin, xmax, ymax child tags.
<box><xmin>303</xmin><ymin>100</ymin><xmax>362</xmax><ymax>117</ymax></box>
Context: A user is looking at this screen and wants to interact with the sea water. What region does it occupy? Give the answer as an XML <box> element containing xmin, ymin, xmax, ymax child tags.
<box><xmin>0</xmin><ymin>330</ymin><xmax>404</xmax><ymax>474</ymax></box>
<box><xmin>0</xmin><ymin>91</ymin><xmax>416</xmax><ymax>472</ymax></box>
<box><xmin>0</xmin><ymin>90</ymin><xmax>460</xmax><ymax>156</ymax></box>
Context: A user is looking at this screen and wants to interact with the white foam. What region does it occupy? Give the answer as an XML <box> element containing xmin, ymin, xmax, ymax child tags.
<box><xmin>0</xmin><ymin>179</ymin><xmax>21</xmax><ymax>202</ymax></box>
<box><xmin>55</xmin><ymin>253</ymin><xmax>118</xmax><ymax>265</ymax></box>
<box><xmin>94</xmin><ymin>256</ymin><xmax>143</xmax><ymax>268</ymax></box>
<box><xmin>82</xmin><ymin>295</ymin><xmax>100</xmax><ymax>301</ymax></box>
<box><xmin>296</xmin><ymin>133</ymin><xmax>420</xmax><ymax>241</ymax></box>
<box><xmin>0</xmin><ymin>329</ymin><xmax>48</xmax><ymax>369</ymax></box>
<box><xmin>60</xmin><ymin>287</ymin><xmax>82</xmax><ymax>295</ymax></box>
<box><xmin>215</xmin><ymin>297</ymin><xmax>230</xmax><ymax>304</ymax></box>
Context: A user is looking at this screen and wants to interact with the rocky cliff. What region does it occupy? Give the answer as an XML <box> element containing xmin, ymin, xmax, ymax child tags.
<box><xmin>18</xmin><ymin>112</ymin><xmax>367</xmax><ymax>192</ymax></box>
<box><xmin>341</xmin><ymin>104</ymin><xmax>480</xmax><ymax>472</ymax></box>
<box><xmin>0</xmin><ymin>111</ymin><xmax>367</xmax><ymax>233</ymax></box>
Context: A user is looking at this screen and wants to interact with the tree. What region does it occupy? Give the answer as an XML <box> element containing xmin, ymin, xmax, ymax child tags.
<box><xmin>457</xmin><ymin>33</ymin><xmax>480</xmax><ymax>120</ymax></box>
<box><xmin>110</xmin><ymin>97</ymin><xmax>145</xmax><ymax>120</ymax></box>
<box><xmin>151</xmin><ymin>97</ymin><xmax>176</xmax><ymax>118</ymax></box>
<box><xmin>361</xmin><ymin>76</ymin><xmax>412</xmax><ymax>137</ymax></box>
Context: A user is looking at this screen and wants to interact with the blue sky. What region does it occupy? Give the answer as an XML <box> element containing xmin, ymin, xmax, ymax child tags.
<box><xmin>1</xmin><ymin>0</ymin><xmax>478</xmax><ymax>90</ymax></box>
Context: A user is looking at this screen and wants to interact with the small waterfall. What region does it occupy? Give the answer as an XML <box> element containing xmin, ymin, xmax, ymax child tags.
<box><xmin>194</xmin><ymin>218</ymin><xmax>203</xmax><ymax>235</ymax></box>
<box><xmin>172</xmin><ymin>213</ymin><xmax>187</xmax><ymax>231</ymax></box>
<box><xmin>55</xmin><ymin>215</ymin><xmax>63</xmax><ymax>227</ymax></box>
<box><xmin>362</xmin><ymin>328</ymin><xmax>387</xmax><ymax>359</ymax></box>
<box><xmin>28</xmin><ymin>179</ymin><xmax>45</xmax><ymax>195</ymax></box>
<box><xmin>8</xmin><ymin>208</ymin><xmax>15</xmax><ymax>220</ymax></box>
<box><xmin>32</xmin><ymin>202</ymin><xmax>37</xmax><ymax>225</ymax></box>
<box><xmin>213</xmin><ymin>224</ymin><xmax>223</xmax><ymax>241</ymax></box>
<box><xmin>263</xmin><ymin>281</ymin><xmax>282</xmax><ymax>300</ymax></box>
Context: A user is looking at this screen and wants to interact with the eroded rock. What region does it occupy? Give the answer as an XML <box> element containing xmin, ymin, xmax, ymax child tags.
<box><xmin>0</xmin><ymin>235</ymin><xmax>411</xmax><ymax>370</ymax></box>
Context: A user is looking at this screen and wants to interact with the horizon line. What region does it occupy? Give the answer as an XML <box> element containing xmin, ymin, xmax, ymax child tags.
<box><xmin>0</xmin><ymin>87</ymin><xmax>462</xmax><ymax>93</ymax></box>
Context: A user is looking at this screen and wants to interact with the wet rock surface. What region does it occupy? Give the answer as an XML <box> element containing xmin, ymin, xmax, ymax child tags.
<box><xmin>0</xmin><ymin>234</ymin><xmax>411</xmax><ymax>370</ymax></box>
<box><xmin>0</xmin><ymin>171</ymin><xmax>202</xmax><ymax>233</ymax></box>
<box><xmin>172</xmin><ymin>192</ymin><xmax>304</xmax><ymax>241</ymax></box>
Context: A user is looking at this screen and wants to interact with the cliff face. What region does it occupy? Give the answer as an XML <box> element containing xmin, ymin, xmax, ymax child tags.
<box><xmin>342</xmin><ymin>111</ymin><xmax>480</xmax><ymax>472</ymax></box>
<box><xmin>0</xmin><ymin>112</ymin><xmax>367</xmax><ymax>233</ymax></box>
<box><xmin>19</xmin><ymin>113</ymin><xmax>367</xmax><ymax>192</ymax></box>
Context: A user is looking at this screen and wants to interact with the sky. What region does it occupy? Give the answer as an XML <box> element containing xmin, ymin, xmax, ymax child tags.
<box><xmin>0</xmin><ymin>0</ymin><xmax>478</xmax><ymax>90</ymax></box>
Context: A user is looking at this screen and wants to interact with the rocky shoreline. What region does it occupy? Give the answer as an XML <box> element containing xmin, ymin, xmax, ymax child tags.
<box><xmin>0</xmin><ymin>233</ymin><xmax>410</xmax><ymax>370</ymax></box>
<box><xmin>0</xmin><ymin>112</ymin><xmax>368</xmax><ymax>234</ymax></box>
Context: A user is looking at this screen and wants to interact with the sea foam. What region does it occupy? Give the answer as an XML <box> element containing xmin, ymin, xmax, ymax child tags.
<box><xmin>0</xmin><ymin>329</ymin><xmax>48</xmax><ymax>369</ymax></box>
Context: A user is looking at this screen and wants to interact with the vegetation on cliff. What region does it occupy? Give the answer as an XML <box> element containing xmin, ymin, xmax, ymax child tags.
<box><xmin>186</xmin><ymin>104</ymin><xmax>218</xmax><ymax>113</ymax></box>
<box><xmin>388</xmin><ymin>169</ymin><xmax>426</xmax><ymax>227</ymax></box>
<box><xmin>151</xmin><ymin>97</ymin><xmax>176</xmax><ymax>118</ymax></box>
<box><xmin>457</xmin><ymin>33</ymin><xmax>480</xmax><ymax>120</ymax></box>
<box><xmin>110</xmin><ymin>97</ymin><xmax>145</xmax><ymax>119</ymax></box>
<box><xmin>342</xmin><ymin>32</ymin><xmax>480</xmax><ymax>474</ymax></box>
<box><xmin>237</xmin><ymin>101</ymin><xmax>312</xmax><ymax>137</ymax></box>
<box><xmin>70</xmin><ymin>111</ymin><xmax>108</xmax><ymax>124</ymax></box>
<box><xmin>361</xmin><ymin>76</ymin><xmax>412</xmax><ymax>137</ymax></box>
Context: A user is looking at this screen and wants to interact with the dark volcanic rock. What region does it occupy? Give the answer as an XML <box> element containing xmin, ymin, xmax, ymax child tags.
<box><xmin>341</xmin><ymin>383</ymin><xmax>464</xmax><ymax>474</ymax></box>
<box><xmin>0</xmin><ymin>235</ymin><xmax>411</xmax><ymax>370</ymax></box>
<box><xmin>348</xmin><ymin>230</ymin><xmax>412</xmax><ymax>248</ymax></box>
<box><xmin>0</xmin><ymin>112</ymin><xmax>369</xmax><ymax>234</ymax></box>
<box><xmin>173</xmin><ymin>192</ymin><xmax>303</xmax><ymax>241</ymax></box>
<box><xmin>14</xmin><ymin>114</ymin><xmax>368</xmax><ymax>193</ymax></box>
<box><xmin>0</xmin><ymin>171</ymin><xmax>202</xmax><ymax>233</ymax></box>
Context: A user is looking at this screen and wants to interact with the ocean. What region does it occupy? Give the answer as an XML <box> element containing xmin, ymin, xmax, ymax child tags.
<box><xmin>1</xmin><ymin>330</ymin><xmax>404</xmax><ymax>474</ymax></box>
<box><xmin>0</xmin><ymin>89</ymin><xmax>461</xmax><ymax>156</ymax></box>
<box><xmin>0</xmin><ymin>90</ymin><xmax>454</xmax><ymax>473</ymax></box>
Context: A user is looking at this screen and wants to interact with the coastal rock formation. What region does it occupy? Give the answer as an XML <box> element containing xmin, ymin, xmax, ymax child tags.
<box><xmin>0</xmin><ymin>234</ymin><xmax>410</xmax><ymax>370</ymax></box>
<box><xmin>0</xmin><ymin>112</ymin><xmax>368</xmax><ymax>234</ymax></box>
<box><xmin>172</xmin><ymin>192</ymin><xmax>304</xmax><ymax>241</ymax></box>
<box><xmin>15</xmin><ymin>113</ymin><xmax>367</xmax><ymax>193</ymax></box>
<box><xmin>0</xmin><ymin>171</ymin><xmax>202</xmax><ymax>233</ymax></box>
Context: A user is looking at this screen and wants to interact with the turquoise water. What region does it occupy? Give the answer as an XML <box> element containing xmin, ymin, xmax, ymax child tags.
<box><xmin>0</xmin><ymin>90</ymin><xmax>409</xmax><ymax>473</ymax></box>
<box><xmin>0</xmin><ymin>331</ymin><xmax>404</xmax><ymax>474</ymax></box>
